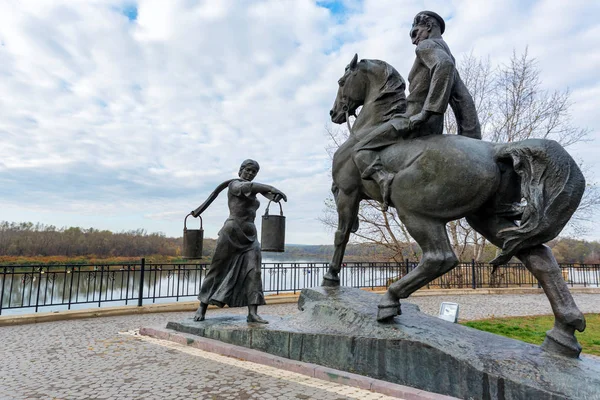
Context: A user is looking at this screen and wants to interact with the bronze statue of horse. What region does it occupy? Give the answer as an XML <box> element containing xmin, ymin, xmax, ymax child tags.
<box><xmin>324</xmin><ymin>54</ymin><xmax>586</xmax><ymax>357</ymax></box>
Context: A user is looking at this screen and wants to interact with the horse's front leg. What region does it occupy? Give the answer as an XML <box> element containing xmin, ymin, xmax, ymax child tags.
<box><xmin>322</xmin><ymin>188</ymin><xmax>360</xmax><ymax>287</ymax></box>
<box><xmin>378</xmin><ymin>216</ymin><xmax>458</xmax><ymax>321</ymax></box>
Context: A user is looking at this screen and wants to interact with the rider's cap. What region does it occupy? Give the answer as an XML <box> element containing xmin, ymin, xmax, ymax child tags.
<box><xmin>417</xmin><ymin>11</ymin><xmax>445</xmax><ymax>34</ymax></box>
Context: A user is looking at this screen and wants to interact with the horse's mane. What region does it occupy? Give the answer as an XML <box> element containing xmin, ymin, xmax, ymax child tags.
<box><xmin>362</xmin><ymin>59</ymin><xmax>407</xmax><ymax>121</ymax></box>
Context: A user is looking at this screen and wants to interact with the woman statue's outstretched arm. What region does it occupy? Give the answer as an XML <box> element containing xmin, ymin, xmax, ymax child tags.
<box><xmin>250</xmin><ymin>183</ymin><xmax>287</xmax><ymax>203</ymax></box>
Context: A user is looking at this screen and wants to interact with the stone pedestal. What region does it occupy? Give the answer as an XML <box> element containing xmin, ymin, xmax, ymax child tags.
<box><xmin>166</xmin><ymin>287</ymin><xmax>600</xmax><ymax>399</ymax></box>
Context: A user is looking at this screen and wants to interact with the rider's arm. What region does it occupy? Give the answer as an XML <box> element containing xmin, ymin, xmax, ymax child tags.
<box><xmin>415</xmin><ymin>40</ymin><xmax>455</xmax><ymax>115</ymax></box>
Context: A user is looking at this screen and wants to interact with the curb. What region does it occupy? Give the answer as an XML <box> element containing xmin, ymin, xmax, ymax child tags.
<box><xmin>1</xmin><ymin>287</ymin><xmax>598</xmax><ymax>327</ymax></box>
<box><xmin>139</xmin><ymin>326</ymin><xmax>458</xmax><ymax>400</ymax></box>
<box><xmin>0</xmin><ymin>294</ymin><xmax>297</xmax><ymax>327</ymax></box>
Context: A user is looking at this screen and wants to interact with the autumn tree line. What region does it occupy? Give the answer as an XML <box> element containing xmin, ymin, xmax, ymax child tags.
<box><xmin>0</xmin><ymin>222</ymin><xmax>182</xmax><ymax>258</ymax></box>
<box><xmin>1</xmin><ymin>221</ymin><xmax>599</xmax><ymax>265</ymax></box>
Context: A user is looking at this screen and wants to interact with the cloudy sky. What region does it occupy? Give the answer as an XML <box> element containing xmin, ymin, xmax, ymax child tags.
<box><xmin>1</xmin><ymin>0</ymin><xmax>599</xmax><ymax>244</ymax></box>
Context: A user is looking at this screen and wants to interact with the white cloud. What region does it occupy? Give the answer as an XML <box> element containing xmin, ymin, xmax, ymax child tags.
<box><xmin>1</xmin><ymin>0</ymin><xmax>599</xmax><ymax>244</ymax></box>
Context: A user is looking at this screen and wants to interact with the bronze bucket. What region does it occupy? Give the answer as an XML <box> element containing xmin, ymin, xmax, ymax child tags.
<box><xmin>261</xmin><ymin>201</ymin><xmax>286</xmax><ymax>252</ymax></box>
<box><xmin>183</xmin><ymin>214</ymin><xmax>204</xmax><ymax>259</ymax></box>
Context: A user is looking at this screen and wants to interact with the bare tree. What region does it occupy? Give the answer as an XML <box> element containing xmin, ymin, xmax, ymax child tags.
<box><xmin>490</xmin><ymin>48</ymin><xmax>589</xmax><ymax>146</ymax></box>
<box><xmin>444</xmin><ymin>53</ymin><xmax>496</xmax><ymax>260</ymax></box>
<box><xmin>320</xmin><ymin>194</ymin><xmax>419</xmax><ymax>261</ymax></box>
<box><xmin>444</xmin><ymin>49</ymin><xmax>596</xmax><ymax>258</ymax></box>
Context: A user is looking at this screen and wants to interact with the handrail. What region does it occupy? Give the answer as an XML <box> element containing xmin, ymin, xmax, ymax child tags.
<box><xmin>0</xmin><ymin>261</ymin><xmax>598</xmax><ymax>315</ymax></box>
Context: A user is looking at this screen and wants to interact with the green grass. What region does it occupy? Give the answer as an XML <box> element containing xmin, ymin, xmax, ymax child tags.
<box><xmin>462</xmin><ymin>314</ymin><xmax>600</xmax><ymax>356</ymax></box>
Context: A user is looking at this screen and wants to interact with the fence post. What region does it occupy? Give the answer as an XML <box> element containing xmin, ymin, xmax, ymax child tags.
<box><xmin>471</xmin><ymin>259</ymin><xmax>476</xmax><ymax>290</ymax></box>
<box><xmin>152</xmin><ymin>263</ymin><xmax>158</xmax><ymax>304</ymax></box>
<box><xmin>293</xmin><ymin>263</ymin><xmax>298</xmax><ymax>294</ymax></box>
<box><xmin>405</xmin><ymin>258</ymin><xmax>410</xmax><ymax>276</ymax></box>
<box><xmin>35</xmin><ymin>267</ymin><xmax>43</xmax><ymax>312</ymax></box>
<box><xmin>98</xmin><ymin>265</ymin><xmax>104</xmax><ymax>308</ymax></box>
<box><xmin>176</xmin><ymin>264</ymin><xmax>181</xmax><ymax>302</ymax></box>
<box><xmin>67</xmin><ymin>267</ymin><xmax>74</xmax><ymax>310</ymax></box>
<box><xmin>138</xmin><ymin>258</ymin><xmax>145</xmax><ymax>307</ymax></box>
<box><xmin>0</xmin><ymin>267</ymin><xmax>5</xmax><ymax>315</ymax></box>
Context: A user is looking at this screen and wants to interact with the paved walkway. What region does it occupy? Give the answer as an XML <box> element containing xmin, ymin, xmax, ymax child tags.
<box><xmin>1</xmin><ymin>293</ymin><xmax>598</xmax><ymax>399</ymax></box>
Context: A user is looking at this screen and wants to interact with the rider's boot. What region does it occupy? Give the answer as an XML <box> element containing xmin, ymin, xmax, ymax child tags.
<box><xmin>371</xmin><ymin>169</ymin><xmax>395</xmax><ymax>211</ymax></box>
<box><xmin>355</xmin><ymin>151</ymin><xmax>394</xmax><ymax>211</ymax></box>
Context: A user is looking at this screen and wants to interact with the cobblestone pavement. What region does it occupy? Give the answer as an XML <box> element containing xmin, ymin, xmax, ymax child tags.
<box><xmin>0</xmin><ymin>293</ymin><xmax>598</xmax><ymax>399</ymax></box>
<box><xmin>0</xmin><ymin>310</ymin><xmax>398</xmax><ymax>400</ymax></box>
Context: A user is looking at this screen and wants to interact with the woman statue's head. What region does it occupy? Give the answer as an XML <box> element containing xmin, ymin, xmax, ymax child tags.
<box><xmin>239</xmin><ymin>159</ymin><xmax>260</xmax><ymax>181</ymax></box>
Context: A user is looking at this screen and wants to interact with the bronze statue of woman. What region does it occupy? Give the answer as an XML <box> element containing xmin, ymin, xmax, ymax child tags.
<box><xmin>191</xmin><ymin>159</ymin><xmax>287</xmax><ymax>324</ymax></box>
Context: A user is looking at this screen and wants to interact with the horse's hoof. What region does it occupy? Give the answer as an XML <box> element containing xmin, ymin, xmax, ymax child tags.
<box><xmin>541</xmin><ymin>327</ymin><xmax>582</xmax><ymax>358</ymax></box>
<box><xmin>322</xmin><ymin>272</ymin><xmax>340</xmax><ymax>287</ymax></box>
<box><xmin>377</xmin><ymin>303</ymin><xmax>401</xmax><ymax>322</ymax></box>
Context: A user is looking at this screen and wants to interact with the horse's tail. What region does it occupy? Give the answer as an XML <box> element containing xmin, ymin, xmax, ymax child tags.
<box><xmin>491</xmin><ymin>139</ymin><xmax>586</xmax><ymax>265</ymax></box>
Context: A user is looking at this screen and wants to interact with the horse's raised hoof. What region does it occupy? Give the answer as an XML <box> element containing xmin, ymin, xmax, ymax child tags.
<box><xmin>377</xmin><ymin>303</ymin><xmax>401</xmax><ymax>322</ymax></box>
<box><xmin>377</xmin><ymin>291</ymin><xmax>401</xmax><ymax>322</ymax></box>
<box><xmin>541</xmin><ymin>327</ymin><xmax>582</xmax><ymax>358</ymax></box>
<box><xmin>322</xmin><ymin>272</ymin><xmax>340</xmax><ymax>287</ymax></box>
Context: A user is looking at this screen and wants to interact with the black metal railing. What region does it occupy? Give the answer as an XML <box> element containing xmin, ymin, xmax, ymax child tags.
<box><xmin>0</xmin><ymin>259</ymin><xmax>598</xmax><ymax>315</ymax></box>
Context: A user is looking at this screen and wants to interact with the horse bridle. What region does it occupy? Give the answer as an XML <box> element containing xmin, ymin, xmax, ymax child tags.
<box><xmin>343</xmin><ymin>106</ymin><xmax>354</xmax><ymax>136</ymax></box>
<box><xmin>338</xmin><ymin>77</ymin><xmax>356</xmax><ymax>137</ymax></box>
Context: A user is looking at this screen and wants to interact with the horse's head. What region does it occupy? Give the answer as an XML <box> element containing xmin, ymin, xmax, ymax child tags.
<box><xmin>330</xmin><ymin>54</ymin><xmax>406</xmax><ymax>125</ymax></box>
<box><xmin>330</xmin><ymin>54</ymin><xmax>367</xmax><ymax>124</ymax></box>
